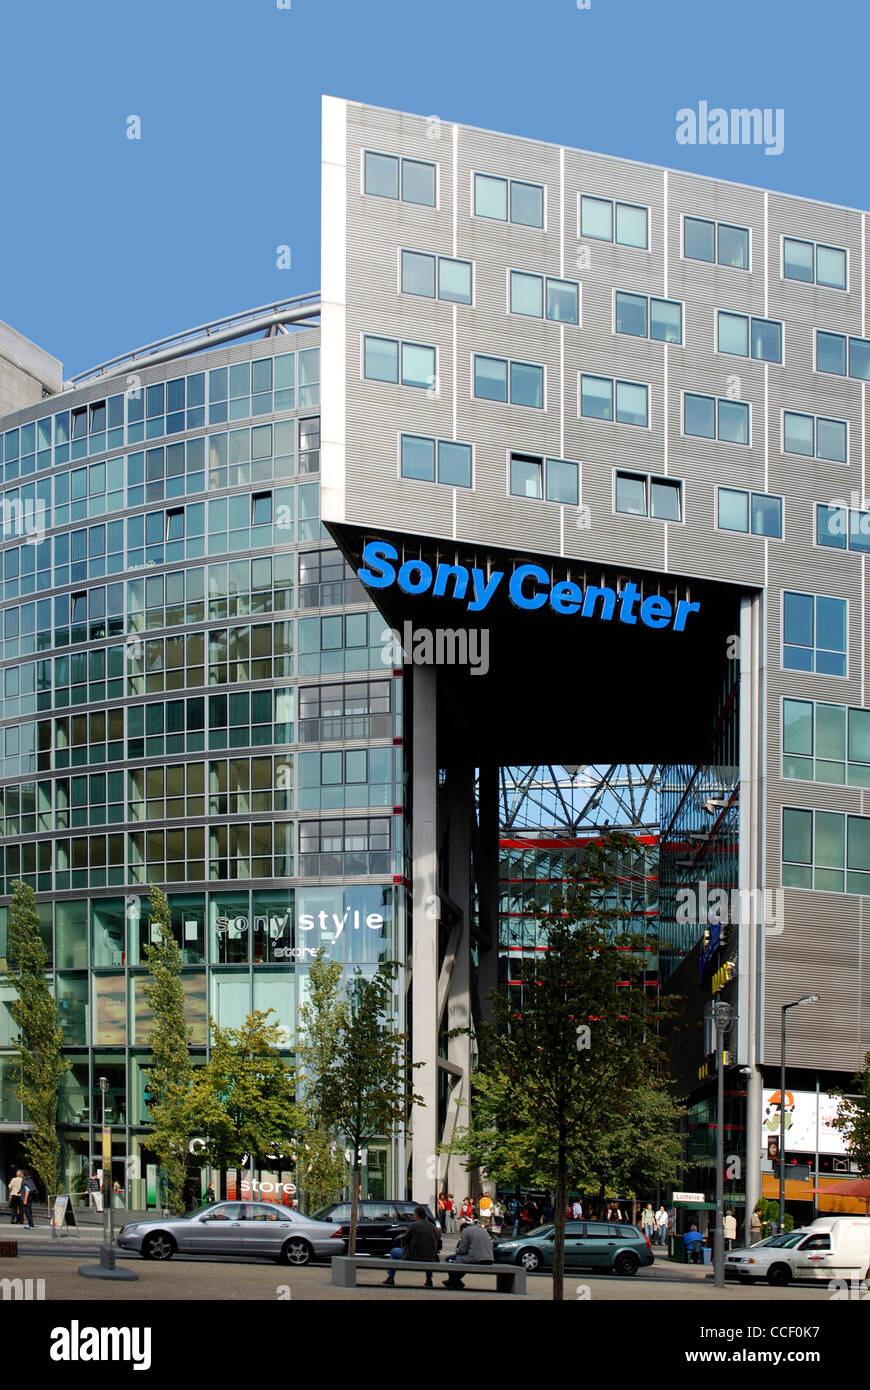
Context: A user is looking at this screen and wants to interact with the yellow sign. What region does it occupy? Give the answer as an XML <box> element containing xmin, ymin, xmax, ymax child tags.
<box><xmin>712</xmin><ymin>961</ymin><xmax>735</xmax><ymax>994</ymax></box>
<box><xmin>102</xmin><ymin>1126</ymin><xmax>112</xmax><ymax>1176</ymax></box>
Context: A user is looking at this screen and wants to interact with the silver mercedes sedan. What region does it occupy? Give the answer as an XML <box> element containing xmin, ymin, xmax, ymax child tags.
<box><xmin>117</xmin><ymin>1201</ymin><xmax>347</xmax><ymax>1264</ymax></box>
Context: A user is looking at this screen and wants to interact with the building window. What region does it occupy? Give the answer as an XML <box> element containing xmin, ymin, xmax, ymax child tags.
<box><xmin>683</xmin><ymin>216</ymin><xmax>749</xmax><ymax>269</ymax></box>
<box><xmin>400</xmin><ymin>434</ymin><xmax>472</xmax><ymax>488</ymax></box>
<box><xmin>473</xmin><ymin>173</ymin><xmax>544</xmax><ymax>228</ymax></box>
<box><xmin>401</xmin><ymin>250</ymin><xmax>473</xmax><ymax>305</ymax></box>
<box><xmin>615</xmin><ymin>292</ymin><xmax>682</xmax><ymax>344</ymax></box>
<box><xmin>684</xmin><ymin>393</ymin><xmax>749</xmax><ymax>445</ymax></box>
<box><xmin>364</xmin><ymin>151</ymin><xmax>436</xmax><ymax>207</ymax></box>
<box><xmin>783</xmin><ymin>698</ymin><xmax>870</xmax><ymax>788</ymax></box>
<box><xmin>580</xmin><ymin>374</ymin><xmax>648</xmax><ymax>426</ymax></box>
<box><xmin>615</xmin><ymin>471</ymin><xmax>682</xmax><ymax>521</ymax></box>
<box><xmin>363</xmin><ymin>335</ymin><xmax>436</xmax><ymax>390</ymax></box>
<box><xmin>783</xmin><ymin>591</ymin><xmax>846</xmax><ymax>676</ymax></box>
<box><xmin>782</xmin><ymin>807</ymin><xmax>870</xmax><ymax>895</ymax></box>
<box><xmin>717</xmin><ymin>311</ymin><xmax>782</xmax><ymax>362</ymax></box>
<box><xmin>509</xmin><ymin>452</ymin><xmax>579</xmax><ymax>505</ymax></box>
<box><xmin>783</xmin><ymin>411</ymin><xmax>847</xmax><ymax>462</ymax></box>
<box><xmin>783</xmin><ymin>237</ymin><xmax>847</xmax><ymax>290</ymax></box>
<box><xmin>717</xmin><ymin>488</ymin><xmax>781</xmax><ymax>537</ymax></box>
<box><xmin>473</xmin><ymin>355</ymin><xmax>544</xmax><ymax>408</ymax></box>
<box><xmin>580</xmin><ymin>195</ymin><xmax>648</xmax><ymax>249</ymax></box>
<box><xmin>816</xmin><ymin>504</ymin><xmax>870</xmax><ymax>554</ymax></box>
<box><xmin>816</xmin><ymin>330</ymin><xmax>870</xmax><ymax>381</ymax></box>
<box><xmin>509</xmin><ymin>270</ymin><xmax>579</xmax><ymax>324</ymax></box>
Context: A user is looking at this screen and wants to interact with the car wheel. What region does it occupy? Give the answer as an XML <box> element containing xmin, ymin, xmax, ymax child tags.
<box><xmin>517</xmin><ymin>1248</ymin><xmax>542</xmax><ymax>1272</ymax></box>
<box><xmin>767</xmin><ymin>1264</ymin><xmax>791</xmax><ymax>1287</ymax></box>
<box><xmin>141</xmin><ymin>1231</ymin><xmax>176</xmax><ymax>1262</ymax></box>
<box><xmin>613</xmin><ymin>1252</ymin><xmax>639</xmax><ymax>1277</ymax></box>
<box><xmin>280</xmin><ymin>1237</ymin><xmax>313</xmax><ymax>1267</ymax></box>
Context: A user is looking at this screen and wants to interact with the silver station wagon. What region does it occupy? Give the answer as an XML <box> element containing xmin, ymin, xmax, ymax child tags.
<box><xmin>117</xmin><ymin>1201</ymin><xmax>347</xmax><ymax>1264</ymax></box>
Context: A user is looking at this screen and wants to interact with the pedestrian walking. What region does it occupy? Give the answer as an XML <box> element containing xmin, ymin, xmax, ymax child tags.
<box><xmin>655</xmin><ymin>1204</ymin><xmax>668</xmax><ymax>1245</ymax></box>
<box><xmin>20</xmin><ymin>1172</ymin><xmax>36</xmax><ymax>1228</ymax></box>
<box><xmin>723</xmin><ymin>1208</ymin><xmax>737</xmax><ymax>1250</ymax></box>
<box><xmin>478</xmin><ymin>1192</ymin><xmax>493</xmax><ymax>1229</ymax></box>
<box><xmin>750</xmin><ymin>1207</ymin><xmax>762</xmax><ymax>1244</ymax></box>
<box><xmin>8</xmin><ymin>1170</ymin><xmax>23</xmax><ymax>1224</ymax></box>
<box><xmin>445</xmin><ymin>1194</ymin><xmax>456</xmax><ymax>1233</ymax></box>
<box><xmin>88</xmin><ymin>1172</ymin><xmax>103</xmax><ymax>1212</ymax></box>
<box><xmin>641</xmin><ymin>1202</ymin><xmax>655</xmax><ymax>1242</ymax></box>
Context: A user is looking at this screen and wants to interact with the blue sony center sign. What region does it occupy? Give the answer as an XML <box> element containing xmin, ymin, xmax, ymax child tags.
<box><xmin>358</xmin><ymin>541</ymin><xmax>701</xmax><ymax>632</ymax></box>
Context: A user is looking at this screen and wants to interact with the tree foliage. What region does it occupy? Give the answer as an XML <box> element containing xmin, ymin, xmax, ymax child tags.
<box><xmin>442</xmin><ymin>833</ymin><xmax>677</xmax><ymax>1300</ymax></box>
<box><xmin>831</xmin><ymin>1050</ymin><xmax>870</xmax><ymax>1176</ymax></box>
<box><xmin>142</xmin><ymin>885</ymin><xmax>193</xmax><ymax>1214</ymax></box>
<box><xmin>7</xmin><ymin>879</ymin><xmax>70</xmax><ymax>1199</ymax></box>
<box><xmin>190</xmin><ymin>1009</ymin><xmax>302</xmax><ymax>1185</ymax></box>
<box><xmin>296</xmin><ymin>951</ymin><xmax>422</xmax><ymax>1253</ymax></box>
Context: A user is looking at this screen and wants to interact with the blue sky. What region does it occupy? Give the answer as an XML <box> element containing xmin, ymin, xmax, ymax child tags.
<box><xmin>1</xmin><ymin>0</ymin><xmax>865</xmax><ymax>375</ymax></box>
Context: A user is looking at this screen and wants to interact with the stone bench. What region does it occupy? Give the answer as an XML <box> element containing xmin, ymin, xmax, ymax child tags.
<box><xmin>331</xmin><ymin>1256</ymin><xmax>526</xmax><ymax>1294</ymax></box>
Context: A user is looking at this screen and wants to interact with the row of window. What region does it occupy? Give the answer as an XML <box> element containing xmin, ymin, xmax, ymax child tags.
<box><xmin>363</xmin><ymin>150</ymin><xmax>851</xmax><ymax>290</ymax></box>
<box><xmin>0</xmin><ymin>352</ymin><xmax>319</xmax><ymax>476</ymax></box>
<box><xmin>783</xmin><ymin>698</ymin><xmax>870</xmax><ymax>787</ymax></box>
<box><xmin>782</xmin><ymin>807</ymin><xmax>870</xmax><ymax>895</ymax></box>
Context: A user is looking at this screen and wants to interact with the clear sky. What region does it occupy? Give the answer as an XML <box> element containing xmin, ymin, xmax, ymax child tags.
<box><xmin>1</xmin><ymin>0</ymin><xmax>864</xmax><ymax>376</ymax></box>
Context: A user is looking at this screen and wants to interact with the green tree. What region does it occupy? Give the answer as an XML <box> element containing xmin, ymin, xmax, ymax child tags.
<box><xmin>294</xmin><ymin>1122</ymin><xmax>348</xmax><ymax>1213</ymax></box>
<box><xmin>296</xmin><ymin>951</ymin><xmax>422</xmax><ymax>1254</ymax></box>
<box><xmin>190</xmin><ymin>1009</ymin><xmax>301</xmax><ymax>1197</ymax></box>
<box><xmin>7</xmin><ymin>879</ymin><xmax>70</xmax><ymax>1202</ymax></box>
<box><xmin>831</xmin><ymin>1051</ymin><xmax>870</xmax><ymax>1175</ymax></box>
<box><xmin>142</xmin><ymin>885</ymin><xmax>194</xmax><ymax>1214</ymax></box>
<box><xmin>573</xmin><ymin>1079</ymin><xmax>685</xmax><ymax>1216</ymax></box>
<box><xmin>443</xmin><ymin>833</ymin><xmax>675</xmax><ymax>1301</ymax></box>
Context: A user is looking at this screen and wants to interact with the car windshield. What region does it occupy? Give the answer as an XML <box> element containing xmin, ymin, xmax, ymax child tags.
<box><xmin>528</xmin><ymin>1225</ymin><xmax>554</xmax><ymax>1239</ymax></box>
<box><xmin>758</xmin><ymin>1232</ymin><xmax>807</xmax><ymax>1248</ymax></box>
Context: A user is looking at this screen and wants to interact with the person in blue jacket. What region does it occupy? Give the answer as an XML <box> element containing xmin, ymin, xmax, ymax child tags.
<box><xmin>683</xmin><ymin>1223</ymin><xmax>704</xmax><ymax>1263</ymax></box>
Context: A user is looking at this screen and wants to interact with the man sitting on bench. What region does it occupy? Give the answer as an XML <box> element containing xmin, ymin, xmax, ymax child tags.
<box><xmin>443</xmin><ymin>1217</ymin><xmax>494</xmax><ymax>1289</ymax></box>
<box><xmin>383</xmin><ymin>1206</ymin><xmax>440</xmax><ymax>1288</ymax></box>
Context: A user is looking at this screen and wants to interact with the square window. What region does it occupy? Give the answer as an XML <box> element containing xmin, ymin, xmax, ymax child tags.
<box><xmin>581</xmin><ymin>195</ymin><xmax>612</xmax><ymax>241</ymax></box>
<box><xmin>718</xmin><ymin>488</ymin><xmax>749</xmax><ymax>532</ymax></box>
<box><xmin>364</xmin><ymin>336</ymin><xmax>398</xmax><ymax>383</ymax></box>
<box><xmin>615</xmin><ymin>292</ymin><xmax>647</xmax><ymax>337</ymax></box>
<box><xmin>850</xmin><ymin>511</ymin><xmax>870</xmax><ymax>554</ymax></box>
<box><xmin>784</xmin><ymin>237</ymin><xmax>814</xmax><ymax>282</ymax></box>
<box><xmin>817</xmin><ymin>505</ymin><xmax>847</xmax><ymax>549</ymax></box>
<box><xmin>615</xmin><ymin>203</ymin><xmax>647</xmax><ymax>248</ymax></box>
<box><xmin>718</xmin><ymin>311</ymin><xmax>749</xmax><ymax>356</ymax></box>
<box><xmin>817</xmin><ymin>244</ymin><xmax>847</xmax><ymax>290</ymax></box>
<box><xmin>545</xmin><ymin>458</ymin><xmax>578</xmax><ymax>505</ymax></box>
<box><xmin>401</xmin><ymin>435</ymin><xmax>435</xmax><ymax>482</ymax></box>
<box><xmin>849</xmin><ymin>337</ymin><xmax>870</xmax><ymax>381</ymax></box>
<box><xmin>752</xmin><ymin>318</ymin><xmax>782</xmax><ymax>363</ymax></box>
<box><xmin>475</xmin><ymin>173</ymin><xmax>507</xmax><ymax>220</ymax></box>
<box><xmin>439</xmin><ymin>258</ymin><xmax>472</xmax><ymax>304</ymax></box>
<box><xmin>438</xmin><ymin>441</ymin><xmax>472</xmax><ymax>488</ymax></box>
<box><xmin>817</xmin><ymin>417</ymin><xmax>847</xmax><ymax>463</ymax></box>
<box><xmin>718</xmin><ymin>223</ymin><xmax>749</xmax><ymax>269</ymax></box>
<box><xmin>784</xmin><ymin>591</ymin><xmax>814</xmax><ymax>649</ymax></box>
<box><xmin>684</xmin><ymin>216</ymin><xmax>715</xmax><ymax>262</ymax></box>
<box><xmin>650</xmin><ymin>478</ymin><xmax>682</xmax><ymax>521</ymax></box>
<box><xmin>474</xmin><ymin>355</ymin><xmax>508</xmax><ymax>402</ymax></box>
<box><xmin>401</xmin><ymin>342</ymin><xmax>435</xmax><ymax>389</ymax></box>
<box><xmin>401</xmin><ymin>250</ymin><xmax>435</xmax><ymax>297</ymax></box>
<box><xmin>546</xmin><ymin>278</ymin><xmax>579</xmax><ymax>324</ymax></box>
<box><xmin>510</xmin><ymin>271</ymin><xmax>543</xmax><ymax>317</ymax></box>
<box><xmin>817</xmin><ymin>331</ymin><xmax>846</xmax><ymax>375</ymax></box>
<box><xmin>510</xmin><ymin>454</ymin><xmax>542</xmax><ymax>499</ymax></box>
<box><xmin>650</xmin><ymin>298</ymin><xmax>681</xmax><ymax>343</ymax></box>
<box><xmin>684</xmin><ymin>394</ymin><xmax>715</xmax><ymax>439</ymax></box>
<box><xmin>615</xmin><ymin>472</ymin><xmax>646</xmax><ymax>516</ymax></box>
<box><xmin>783</xmin><ymin>807</ymin><xmax>813</xmax><ymax>865</ymax></box>
<box><xmin>365</xmin><ymin>152</ymin><xmax>398</xmax><ymax>198</ymax></box>
<box><xmin>615</xmin><ymin>380</ymin><xmax>648</xmax><ymax>426</ymax></box>
<box><xmin>718</xmin><ymin>399</ymin><xmax>749</xmax><ymax>444</ymax></box>
<box><xmin>751</xmin><ymin>494</ymin><xmax>782</xmax><ymax>538</ymax></box>
<box><xmin>784</xmin><ymin>411</ymin><xmax>814</xmax><ymax>457</ymax></box>
<box><xmin>817</xmin><ymin>595</ymin><xmax>846</xmax><ymax>655</ymax></box>
<box><xmin>581</xmin><ymin>375</ymin><xmax>613</xmax><ymax>420</ymax></box>
<box><xmin>510</xmin><ymin>181</ymin><xmax>543</xmax><ymax>228</ymax></box>
<box><xmin>401</xmin><ymin>159</ymin><xmax>435</xmax><ymax>207</ymax></box>
<box><xmin>510</xmin><ymin>361</ymin><xmax>544</xmax><ymax>408</ymax></box>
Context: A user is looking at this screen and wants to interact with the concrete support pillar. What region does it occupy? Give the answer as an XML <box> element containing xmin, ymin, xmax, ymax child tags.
<box><xmin>442</xmin><ymin>765</ymin><xmax>473</xmax><ymax>1195</ymax></box>
<box><xmin>410</xmin><ymin>666</ymin><xmax>438</xmax><ymax>1206</ymax></box>
<box><xmin>476</xmin><ymin>763</ymin><xmax>500</xmax><ymax>1019</ymax></box>
<box><xmin>739</xmin><ymin>593</ymin><xmax>764</xmax><ymax>1242</ymax></box>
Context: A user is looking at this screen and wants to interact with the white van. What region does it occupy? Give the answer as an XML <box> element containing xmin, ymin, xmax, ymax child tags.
<box><xmin>725</xmin><ymin>1218</ymin><xmax>870</xmax><ymax>1286</ymax></box>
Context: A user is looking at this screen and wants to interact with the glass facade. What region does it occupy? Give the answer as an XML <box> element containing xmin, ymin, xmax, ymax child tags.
<box><xmin>0</xmin><ymin>331</ymin><xmax>406</xmax><ymax>1207</ymax></box>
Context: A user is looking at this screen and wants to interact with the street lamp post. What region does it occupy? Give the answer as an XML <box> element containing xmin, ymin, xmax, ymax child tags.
<box><xmin>779</xmin><ymin>995</ymin><xmax>821</xmax><ymax>1234</ymax></box>
<box><xmin>712</xmin><ymin>999</ymin><xmax>733</xmax><ymax>1289</ymax></box>
<box><xmin>78</xmin><ymin>1079</ymin><xmax>138</xmax><ymax>1281</ymax></box>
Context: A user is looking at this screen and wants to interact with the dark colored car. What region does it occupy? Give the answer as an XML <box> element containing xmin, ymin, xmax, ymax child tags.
<box><xmin>313</xmin><ymin>1199</ymin><xmax>442</xmax><ymax>1255</ymax></box>
<box><xmin>494</xmin><ymin>1221</ymin><xmax>654</xmax><ymax>1275</ymax></box>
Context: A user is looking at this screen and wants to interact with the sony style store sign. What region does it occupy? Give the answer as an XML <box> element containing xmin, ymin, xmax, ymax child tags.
<box><xmin>215</xmin><ymin>887</ymin><xmax>390</xmax><ymax>960</ymax></box>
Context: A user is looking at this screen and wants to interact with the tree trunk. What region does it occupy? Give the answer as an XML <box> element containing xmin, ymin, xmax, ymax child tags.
<box><xmin>348</xmin><ymin>1153</ymin><xmax>361</xmax><ymax>1255</ymax></box>
<box><xmin>631</xmin><ymin>1196</ymin><xmax>638</xmax><ymax>1226</ymax></box>
<box><xmin>553</xmin><ymin>1128</ymin><xmax>567</xmax><ymax>1302</ymax></box>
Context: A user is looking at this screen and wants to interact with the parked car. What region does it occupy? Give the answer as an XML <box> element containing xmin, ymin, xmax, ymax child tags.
<box><xmin>312</xmin><ymin>1199</ymin><xmax>441</xmax><ymax>1254</ymax></box>
<box><xmin>117</xmin><ymin>1201</ymin><xmax>346</xmax><ymax>1265</ymax></box>
<box><xmin>493</xmin><ymin>1220</ymin><xmax>654</xmax><ymax>1275</ymax></box>
<box><xmin>726</xmin><ymin>1218</ymin><xmax>870</xmax><ymax>1286</ymax></box>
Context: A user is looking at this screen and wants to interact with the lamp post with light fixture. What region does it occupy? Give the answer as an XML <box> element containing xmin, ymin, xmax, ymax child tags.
<box><xmin>778</xmin><ymin>994</ymin><xmax>821</xmax><ymax>1232</ymax></box>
